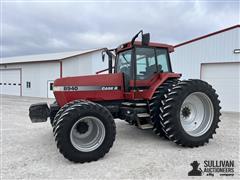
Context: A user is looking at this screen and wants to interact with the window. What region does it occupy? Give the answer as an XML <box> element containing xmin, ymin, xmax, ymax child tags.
<box><xmin>116</xmin><ymin>50</ymin><xmax>132</xmax><ymax>78</ymax></box>
<box><xmin>26</xmin><ymin>81</ymin><xmax>31</xmax><ymax>88</ymax></box>
<box><xmin>50</xmin><ymin>83</ymin><xmax>53</xmax><ymax>91</ymax></box>
<box><xmin>136</xmin><ymin>47</ymin><xmax>156</xmax><ymax>79</ymax></box>
<box><xmin>156</xmin><ymin>49</ymin><xmax>170</xmax><ymax>72</ymax></box>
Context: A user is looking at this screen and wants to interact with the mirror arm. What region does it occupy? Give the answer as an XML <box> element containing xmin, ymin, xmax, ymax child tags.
<box><xmin>131</xmin><ymin>30</ymin><xmax>143</xmax><ymax>45</ymax></box>
<box><xmin>102</xmin><ymin>48</ymin><xmax>116</xmax><ymax>74</ymax></box>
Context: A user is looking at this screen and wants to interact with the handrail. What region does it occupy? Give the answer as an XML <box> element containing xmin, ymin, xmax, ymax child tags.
<box><xmin>96</xmin><ymin>67</ymin><xmax>114</xmax><ymax>74</ymax></box>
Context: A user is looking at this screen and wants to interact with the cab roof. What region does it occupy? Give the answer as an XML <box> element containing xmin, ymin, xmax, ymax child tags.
<box><xmin>117</xmin><ymin>41</ymin><xmax>174</xmax><ymax>53</ymax></box>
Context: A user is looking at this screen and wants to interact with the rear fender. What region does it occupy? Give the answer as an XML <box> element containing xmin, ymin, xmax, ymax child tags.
<box><xmin>146</xmin><ymin>73</ymin><xmax>181</xmax><ymax>99</ymax></box>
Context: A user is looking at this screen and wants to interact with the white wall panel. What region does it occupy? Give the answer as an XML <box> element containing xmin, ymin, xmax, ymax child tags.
<box><xmin>62</xmin><ymin>54</ymin><xmax>92</xmax><ymax>77</ymax></box>
<box><xmin>62</xmin><ymin>51</ymin><xmax>107</xmax><ymax>77</ymax></box>
<box><xmin>90</xmin><ymin>51</ymin><xmax>108</xmax><ymax>74</ymax></box>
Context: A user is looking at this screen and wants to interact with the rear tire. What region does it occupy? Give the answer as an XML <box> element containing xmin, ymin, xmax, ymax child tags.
<box><xmin>158</xmin><ymin>79</ymin><xmax>221</xmax><ymax>147</ymax></box>
<box><xmin>149</xmin><ymin>79</ymin><xmax>178</xmax><ymax>138</ymax></box>
<box><xmin>54</xmin><ymin>101</ymin><xmax>116</xmax><ymax>163</ymax></box>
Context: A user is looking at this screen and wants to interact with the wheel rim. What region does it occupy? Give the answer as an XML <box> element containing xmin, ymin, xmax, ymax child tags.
<box><xmin>70</xmin><ymin>116</ymin><xmax>105</xmax><ymax>152</ymax></box>
<box><xmin>180</xmin><ymin>92</ymin><xmax>214</xmax><ymax>137</ymax></box>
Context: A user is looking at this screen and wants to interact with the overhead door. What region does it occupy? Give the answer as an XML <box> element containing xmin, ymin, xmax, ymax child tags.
<box><xmin>201</xmin><ymin>62</ymin><xmax>240</xmax><ymax>112</ymax></box>
<box><xmin>0</xmin><ymin>69</ymin><xmax>21</xmax><ymax>96</ymax></box>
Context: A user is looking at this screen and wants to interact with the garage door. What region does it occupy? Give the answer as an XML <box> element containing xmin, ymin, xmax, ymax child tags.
<box><xmin>0</xmin><ymin>69</ymin><xmax>21</xmax><ymax>96</ymax></box>
<box><xmin>201</xmin><ymin>62</ymin><xmax>240</xmax><ymax>112</ymax></box>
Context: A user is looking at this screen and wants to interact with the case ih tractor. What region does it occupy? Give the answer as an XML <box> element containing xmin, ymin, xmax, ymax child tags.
<box><xmin>29</xmin><ymin>31</ymin><xmax>221</xmax><ymax>163</ymax></box>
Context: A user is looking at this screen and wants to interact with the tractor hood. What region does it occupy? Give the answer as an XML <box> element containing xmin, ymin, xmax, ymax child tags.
<box><xmin>53</xmin><ymin>73</ymin><xmax>124</xmax><ymax>106</ymax></box>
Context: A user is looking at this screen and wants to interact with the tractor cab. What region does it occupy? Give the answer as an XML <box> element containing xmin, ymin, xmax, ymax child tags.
<box><xmin>102</xmin><ymin>31</ymin><xmax>178</xmax><ymax>99</ymax></box>
<box><xmin>115</xmin><ymin>41</ymin><xmax>174</xmax><ymax>91</ymax></box>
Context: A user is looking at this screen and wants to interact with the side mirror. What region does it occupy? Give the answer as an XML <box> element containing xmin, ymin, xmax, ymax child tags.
<box><xmin>142</xmin><ymin>33</ymin><xmax>150</xmax><ymax>45</ymax></box>
<box><xmin>102</xmin><ymin>53</ymin><xmax>105</xmax><ymax>62</ymax></box>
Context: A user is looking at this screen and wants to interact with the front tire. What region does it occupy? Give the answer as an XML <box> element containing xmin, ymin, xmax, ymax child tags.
<box><xmin>52</xmin><ymin>100</ymin><xmax>84</xmax><ymax>131</ymax></box>
<box><xmin>54</xmin><ymin>101</ymin><xmax>116</xmax><ymax>163</ymax></box>
<box><xmin>159</xmin><ymin>79</ymin><xmax>221</xmax><ymax>147</ymax></box>
<box><xmin>50</xmin><ymin>101</ymin><xmax>59</xmax><ymax>126</ymax></box>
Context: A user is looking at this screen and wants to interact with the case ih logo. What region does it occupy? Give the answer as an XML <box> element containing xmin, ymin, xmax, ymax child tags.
<box><xmin>101</xmin><ymin>86</ymin><xmax>119</xmax><ymax>90</ymax></box>
<box><xmin>188</xmin><ymin>160</ymin><xmax>235</xmax><ymax>177</ymax></box>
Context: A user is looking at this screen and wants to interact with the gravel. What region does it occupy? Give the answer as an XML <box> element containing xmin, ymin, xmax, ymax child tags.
<box><xmin>1</xmin><ymin>95</ymin><xmax>239</xmax><ymax>179</ymax></box>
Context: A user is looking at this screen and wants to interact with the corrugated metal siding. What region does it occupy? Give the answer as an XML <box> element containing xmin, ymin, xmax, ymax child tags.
<box><xmin>90</xmin><ymin>51</ymin><xmax>108</xmax><ymax>75</ymax></box>
<box><xmin>0</xmin><ymin>51</ymin><xmax>107</xmax><ymax>98</ymax></box>
<box><xmin>0</xmin><ymin>62</ymin><xmax>60</xmax><ymax>98</ymax></box>
<box><xmin>62</xmin><ymin>54</ymin><xmax>92</xmax><ymax>77</ymax></box>
<box><xmin>62</xmin><ymin>51</ymin><xmax>108</xmax><ymax>77</ymax></box>
<box><xmin>171</xmin><ymin>28</ymin><xmax>240</xmax><ymax>79</ymax></box>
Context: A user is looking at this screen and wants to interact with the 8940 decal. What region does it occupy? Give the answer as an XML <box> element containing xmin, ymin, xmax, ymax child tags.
<box><xmin>63</xmin><ymin>86</ymin><xmax>79</xmax><ymax>91</ymax></box>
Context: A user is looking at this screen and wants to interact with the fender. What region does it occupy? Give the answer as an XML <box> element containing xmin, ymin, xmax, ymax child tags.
<box><xmin>131</xmin><ymin>73</ymin><xmax>181</xmax><ymax>100</ymax></box>
<box><xmin>146</xmin><ymin>73</ymin><xmax>181</xmax><ymax>99</ymax></box>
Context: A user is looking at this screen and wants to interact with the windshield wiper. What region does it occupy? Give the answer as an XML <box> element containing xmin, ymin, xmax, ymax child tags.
<box><xmin>122</xmin><ymin>54</ymin><xmax>130</xmax><ymax>65</ymax></box>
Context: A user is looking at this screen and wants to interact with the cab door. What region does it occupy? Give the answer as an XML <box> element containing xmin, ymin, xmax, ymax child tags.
<box><xmin>135</xmin><ymin>47</ymin><xmax>158</xmax><ymax>81</ymax></box>
<box><xmin>115</xmin><ymin>49</ymin><xmax>133</xmax><ymax>92</ymax></box>
<box><xmin>133</xmin><ymin>47</ymin><xmax>172</xmax><ymax>88</ymax></box>
<box><xmin>132</xmin><ymin>47</ymin><xmax>173</xmax><ymax>99</ymax></box>
<box><xmin>129</xmin><ymin>47</ymin><xmax>159</xmax><ymax>93</ymax></box>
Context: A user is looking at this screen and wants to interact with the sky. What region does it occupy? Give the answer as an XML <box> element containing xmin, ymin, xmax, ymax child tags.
<box><xmin>1</xmin><ymin>0</ymin><xmax>240</xmax><ymax>57</ymax></box>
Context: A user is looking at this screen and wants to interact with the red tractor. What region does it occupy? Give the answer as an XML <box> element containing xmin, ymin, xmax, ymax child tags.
<box><xmin>29</xmin><ymin>31</ymin><xmax>221</xmax><ymax>163</ymax></box>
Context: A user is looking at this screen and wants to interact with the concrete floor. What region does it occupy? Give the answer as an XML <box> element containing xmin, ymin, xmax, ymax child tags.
<box><xmin>1</xmin><ymin>95</ymin><xmax>239</xmax><ymax>179</ymax></box>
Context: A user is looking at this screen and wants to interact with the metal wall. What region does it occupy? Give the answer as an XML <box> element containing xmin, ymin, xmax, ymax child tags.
<box><xmin>170</xmin><ymin>28</ymin><xmax>240</xmax><ymax>112</ymax></box>
<box><xmin>0</xmin><ymin>62</ymin><xmax>60</xmax><ymax>98</ymax></box>
<box><xmin>0</xmin><ymin>50</ymin><xmax>107</xmax><ymax>98</ymax></box>
<box><xmin>170</xmin><ymin>28</ymin><xmax>240</xmax><ymax>79</ymax></box>
<box><xmin>62</xmin><ymin>51</ymin><xmax>108</xmax><ymax>77</ymax></box>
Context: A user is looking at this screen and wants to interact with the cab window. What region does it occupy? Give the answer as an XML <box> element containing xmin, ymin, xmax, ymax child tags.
<box><xmin>136</xmin><ymin>47</ymin><xmax>156</xmax><ymax>80</ymax></box>
<box><xmin>156</xmin><ymin>49</ymin><xmax>170</xmax><ymax>72</ymax></box>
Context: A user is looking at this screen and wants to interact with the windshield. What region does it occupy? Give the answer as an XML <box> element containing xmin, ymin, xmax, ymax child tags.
<box><xmin>115</xmin><ymin>47</ymin><xmax>171</xmax><ymax>80</ymax></box>
<box><xmin>116</xmin><ymin>49</ymin><xmax>132</xmax><ymax>77</ymax></box>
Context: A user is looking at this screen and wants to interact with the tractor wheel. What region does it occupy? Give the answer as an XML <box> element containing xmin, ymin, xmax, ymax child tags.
<box><xmin>149</xmin><ymin>79</ymin><xmax>178</xmax><ymax>138</ymax></box>
<box><xmin>50</xmin><ymin>101</ymin><xmax>58</xmax><ymax>126</ymax></box>
<box><xmin>52</xmin><ymin>100</ymin><xmax>84</xmax><ymax>131</ymax></box>
<box><xmin>159</xmin><ymin>79</ymin><xmax>221</xmax><ymax>147</ymax></box>
<box><xmin>50</xmin><ymin>117</ymin><xmax>54</xmax><ymax>126</ymax></box>
<box><xmin>54</xmin><ymin>101</ymin><xmax>116</xmax><ymax>163</ymax></box>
